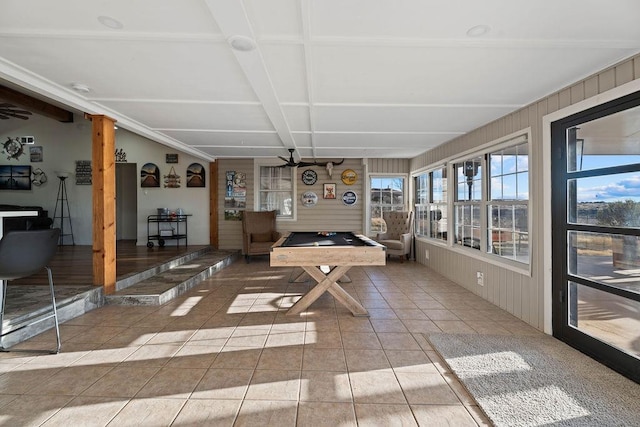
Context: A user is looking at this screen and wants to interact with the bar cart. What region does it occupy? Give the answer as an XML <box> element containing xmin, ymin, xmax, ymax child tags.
<box><xmin>146</xmin><ymin>214</ymin><xmax>191</xmax><ymax>248</ymax></box>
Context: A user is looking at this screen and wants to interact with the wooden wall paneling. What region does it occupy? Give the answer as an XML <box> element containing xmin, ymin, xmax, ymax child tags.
<box><xmin>584</xmin><ymin>76</ymin><xmax>599</xmax><ymax>99</ymax></box>
<box><xmin>558</xmin><ymin>88</ymin><xmax>571</xmax><ymax>109</ymax></box>
<box><xmin>634</xmin><ymin>57</ymin><xmax>640</xmax><ymax>79</ymax></box>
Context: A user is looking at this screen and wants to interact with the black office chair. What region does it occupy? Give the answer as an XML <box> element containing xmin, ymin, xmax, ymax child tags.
<box><xmin>0</xmin><ymin>228</ymin><xmax>61</xmax><ymax>353</ymax></box>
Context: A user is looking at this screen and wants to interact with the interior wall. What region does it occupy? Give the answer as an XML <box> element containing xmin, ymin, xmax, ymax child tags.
<box><xmin>409</xmin><ymin>54</ymin><xmax>640</xmax><ymax>331</ymax></box>
<box><xmin>217</xmin><ymin>158</ymin><xmax>369</xmax><ymax>251</ymax></box>
<box><xmin>0</xmin><ymin>114</ymin><xmax>211</xmax><ymax>245</ymax></box>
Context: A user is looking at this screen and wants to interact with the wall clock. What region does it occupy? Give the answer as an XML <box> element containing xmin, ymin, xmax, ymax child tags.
<box><xmin>301</xmin><ymin>169</ymin><xmax>317</xmax><ymax>185</ymax></box>
<box><xmin>2</xmin><ymin>137</ymin><xmax>24</xmax><ymax>160</ymax></box>
<box><xmin>301</xmin><ymin>191</ymin><xmax>318</xmax><ymax>207</ymax></box>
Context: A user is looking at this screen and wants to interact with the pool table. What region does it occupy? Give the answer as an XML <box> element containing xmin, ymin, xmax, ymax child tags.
<box><xmin>270</xmin><ymin>231</ymin><xmax>386</xmax><ymax>316</ymax></box>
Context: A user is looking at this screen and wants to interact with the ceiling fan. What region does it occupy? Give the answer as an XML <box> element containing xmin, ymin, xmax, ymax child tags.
<box><xmin>0</xmin><ymin>103</ymin><xmax>32</xmax><ymax>120</ymax></box>
<box><xmin>278</xmin><ymin>148</ymin><xmax>344</xmax><ymax>168</ymax></box>
<box><xmin>278</xmin><ymin>148</ymin><xmax>345</xmax><ymax>178</ymax></box>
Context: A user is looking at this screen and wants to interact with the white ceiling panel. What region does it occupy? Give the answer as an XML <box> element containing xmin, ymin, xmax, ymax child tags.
<box><xmin>260</xmin><ymin>44</ymin><xmax>309</xmax><ymax>103</ymax></box>
<box><xmin>0</xmin><ymin>1</ymin><xmax>638</xmax><ymax>162</ymax></box>
<box><xmin>101</xmin><ymin>101</ymin><xmax>273</xmax><ymax>131</ymax></box>
<box><xmin>314</xmin><ymin>105</ymin><xmax>515</xmax><ymax>133</ymax></box>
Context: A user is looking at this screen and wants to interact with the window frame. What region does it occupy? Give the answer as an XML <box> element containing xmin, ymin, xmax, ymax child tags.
<box><xmin>253</xmin><ymin>159</ymin><xmax>297</xmax><ymax>221</ymax></box>
<box><xmin>414</xmin><ymin>165</ymin><xmax>448</xmax><ymax>241</ymax></box>
<box><xmin>368</xmin><ymin>173</ymin><xmax>408</xmax><ymax>235</ymax></box>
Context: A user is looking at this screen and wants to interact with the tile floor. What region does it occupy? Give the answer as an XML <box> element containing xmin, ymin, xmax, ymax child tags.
<box><xmin>0</xmin><ymin>260</ymin><xmax>544</xmax><ymax>426</ymax></box>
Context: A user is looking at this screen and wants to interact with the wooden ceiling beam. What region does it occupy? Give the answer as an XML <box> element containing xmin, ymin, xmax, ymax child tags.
<box><xmin>0</xmin><ymin>84</ymin><xmax>74</xmax><ymax>123</ymax></box>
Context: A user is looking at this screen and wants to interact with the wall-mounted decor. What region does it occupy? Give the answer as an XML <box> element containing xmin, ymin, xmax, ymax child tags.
<box><xmin>141</xmin><ymin>163</ymin><xmax>160</xmax><ymax>187</ymax></box>
<box><xmin>31</xmin><ymin>168</ymin><xmax>47</xmax><ymax>186</ymax></box>
<box><xmin>115</xmin><ymin>148</ymin><xmax>127</xmax><ymax>162</ymax></box>
<box><xmin>2</xmin><ymin>137</ymin><xmax>25</xmax><ymax>160</ymax></box>
<box><xmin>166</xmin><ymin>153</ymin><xmax>179</xmax><ymax>164</ymax></box>
<box><xmin>301</xmin><ymin>191</ymin><xmax>318</xmax><ymax>207</ymax></box>
<box><xmin>30</xmin><ymin>146</ymin><xmax>43</xmax><ymax>162</ymax></box>
<box><xmin>341</xmin><ymin>169</ymin><xmax>357</xmax><ymax>185</ymax></box>
<box><xmin>0</xmin><ymin>165</ymin><xmax>31</xmax><ymax>190</ymax></box>
<box><xmin>323</xmin><ymin>183</ymin><xmax>336</xmax><ymax>199</ymax></box>
<box><xmin>224</xmin><ymin>171</ymin><xmax>246</xmax><ymax>208</ymax></box>
<box><xmin>163</xmin><ymin>166</ymin><xmax>181</xmax><ymax>188</ymax></box>
<box><xmin>75</xmin><ymin>160</ymin><xmax>92</xmax><ymax>185</ymax></box>
<box><xmin>342</xmin><ymin>190</ymin><xmax>357</xmax><ymax>206</ymax></box>
<box><xmin>301</xmin><ymin>169</ymin><xmax>317</xmax><ymax>185</ymax></box>
<box><xmin>186</xmin><ymin>163</ymin><xmax>206</xmax><ymax>187</ymax></box>
<box><xmin>224</xmin><ymin>209</ymin><xmax>243</xmax><ymax>221</ymax></box>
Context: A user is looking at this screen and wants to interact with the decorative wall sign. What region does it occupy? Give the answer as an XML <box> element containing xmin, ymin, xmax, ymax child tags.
<box><xmin>301</xmin><ymin>191</ymin><xmax>318</xmax><ymax>207</ymax></box>
<box><xmin>115</xmin><ymin>148</ymin><xmax>127</xmax><ymax>162</ymax></box>
<box><xmin>341</xmin><ymin>169</ymin><xmax>357</xmax><ymax>185</ymax></box>
<box><xmin>163</xmin><ymin>166</ymin><xmax>181</xmax><ymax>188</ymax></box>
<box><xmin>2</xmin><ymin>137</ymin><xmax>25</xmax><ymax>160</ymax></box>
<box><xmin>30</xmin><ymin>146</ymin><xmax>43</xmax><ymax>162</ymax></box>
<box><xmin>186</xmin><ymin>163</ymin><xmax>206</xmax><ymax>187</ymax></box>
<box><xmin>224</xmin><ymin>171</ymin><xmax>246</xmax><ymax>209</ymax></box>
<box><xmin>141</xmin><ymin>163</ymin><xmax>160</xmax><ymax>187</ymax></box>
<box><xmin>342</xmin><ymin>190</ymin><xmax>357</xmax><ymax>206</ymax></box>
<box><xmin>75</xmin><ymin>160</ymin><xmax>92</xmax><ymax>185</ymax></box>
<box><xmin>301</xmin><ymin>169</ymin><xmax>317</xmax><ymax>185</ymax></box>
<box><xmin>323</xmin><ymin>183</ymin><xmax>336</xmax><ymax>199</ymax></box>
<box><xmin>166</xmin><ymin>153</ymin><xmax>179</xmax><ymax>163</ymax></box>
<box><xmin>0</xmin><ymin>165</ymin><xmax>31</xmax><ymax>190</ymax></box>
<box><xmin>224</xmin><ymin>209</ymin><xmax>243</xmax><ymax>221</ymax></box>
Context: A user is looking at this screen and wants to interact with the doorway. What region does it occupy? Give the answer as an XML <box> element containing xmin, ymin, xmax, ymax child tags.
<box><xmin>116</xmin><ymin>163</ymin><xmax>137</xmax><ymax>242</ymax></box>
<box><xmin>551</xmin><ymin>91</ymin><xmax>640</xmax><ymax>382</ymax></box>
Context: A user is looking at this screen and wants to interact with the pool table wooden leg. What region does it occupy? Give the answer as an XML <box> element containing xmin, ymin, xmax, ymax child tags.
<box><xmin>286</xmin><ymin>265</ymin><xmax>367</xmax><ymax>316</ymax></box>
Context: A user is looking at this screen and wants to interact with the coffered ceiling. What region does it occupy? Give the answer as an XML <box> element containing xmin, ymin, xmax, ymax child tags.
<box><xmin>0</xmin><ymin>0</ymin><xmax>638</xmax><ymax>162</ymax></box>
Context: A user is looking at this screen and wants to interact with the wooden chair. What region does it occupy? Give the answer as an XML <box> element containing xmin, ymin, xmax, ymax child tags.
<box><xmin>376</xmin><ymin>211</ymin><xmax>414</xmax><ymax>262</ymax></box>
<box><xmin>242</xmin><ymin>210</ymin><xmax>281</xmax><ymax>262</ymax></box>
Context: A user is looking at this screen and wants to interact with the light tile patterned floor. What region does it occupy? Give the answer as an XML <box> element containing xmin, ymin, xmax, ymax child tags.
<box><xmin>0</xmin><ymin>259</ymin><xmax>543</xmax><ymax>426</ymax></box>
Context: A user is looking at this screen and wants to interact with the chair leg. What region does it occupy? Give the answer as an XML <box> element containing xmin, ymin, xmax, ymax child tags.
<box><xmin>0</xmin><ymin>280</ymin><xmax>6</xmax><ymax>351</ymax></box>
<box><xmin>46</xmin><ymin>267</ymin><xmax>61</xmax><ymax>354</ymax></box>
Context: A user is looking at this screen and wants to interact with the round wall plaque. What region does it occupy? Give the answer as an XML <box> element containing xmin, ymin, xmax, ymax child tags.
<box><xmin>342</xmin><ymin>190</ymin><xmax>357</xmax><ymax>206</ymax></box>
<box><xmin>341</xmin><ymin>169</ymin><xmax>357</xmax><ymax>185</ymax></box>
<box><xmin>301</xmin><ymin>191</ymin><xmax>318</xmax><ymax>207</ymax></box>
<box><xmin>301</xmin><ymin>169</ymin><xmax>317</xmax><ymax>185</ymax></box>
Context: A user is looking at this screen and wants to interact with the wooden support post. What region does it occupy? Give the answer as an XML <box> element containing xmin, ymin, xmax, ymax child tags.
<box><xmin>209</xmin><ymin>161</ymin><xmax>218</xmax><ymax>249</ymax></box>
<box><xmin>88</xmin><ymin>114</ymin><xmax>117</xmax><ymax>294</ymax></box>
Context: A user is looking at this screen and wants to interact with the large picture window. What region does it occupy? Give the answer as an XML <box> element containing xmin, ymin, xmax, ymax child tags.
<box><xmin>370</xmin><ymin>176</ymin><xmax>405</xmax><ymax>233</ymax></box>
<box><xmin>452</xmin><ymin>133</ymin><xmax>530</xmax><ymax>264</ymax></box>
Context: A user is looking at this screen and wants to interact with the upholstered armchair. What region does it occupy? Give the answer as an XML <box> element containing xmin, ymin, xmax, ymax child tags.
<box><xmin>376</xmin><ymin>211</ymin><xmax>414</xmax><ymax>262</ymax></box>
<box><xmin>242</xmin><ymin>210</ymin><xmax>281</xmax><ymax>262</ymax></box>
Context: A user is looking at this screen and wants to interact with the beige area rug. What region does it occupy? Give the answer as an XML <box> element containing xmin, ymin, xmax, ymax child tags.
<box><xmin>426</xmin><ymin>333</ymin><xmax>640</xmax><ymax>427</ymax></box>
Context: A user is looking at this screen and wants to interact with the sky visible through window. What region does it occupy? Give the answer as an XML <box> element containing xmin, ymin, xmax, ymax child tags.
<box><xmin>577</xmin><ymin>155</ymin><xmax>640</xmax><ymax>202</ymax></box>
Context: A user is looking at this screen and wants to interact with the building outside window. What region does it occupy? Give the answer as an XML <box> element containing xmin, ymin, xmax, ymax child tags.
<box><xmin>370</xmin><ymin>176</ymin><xmax>405</xmax><ymax>233</ymax></box>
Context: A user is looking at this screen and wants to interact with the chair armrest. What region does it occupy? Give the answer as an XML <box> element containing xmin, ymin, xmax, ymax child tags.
<box><xmin>400</xmin><ymin>232</ymin><xmax>412</xmax><ymax>246</ymax></box>
<box><xmin>376</xmin><ymin>232</ymin><xmax>388</xmax><ymax>241</ymax></box>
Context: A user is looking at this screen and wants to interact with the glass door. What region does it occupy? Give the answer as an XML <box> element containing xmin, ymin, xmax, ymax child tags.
<box><xmin>551</xmin><ymin>92</ymin><xmax>640</xmax><ymax>383</ymax></box>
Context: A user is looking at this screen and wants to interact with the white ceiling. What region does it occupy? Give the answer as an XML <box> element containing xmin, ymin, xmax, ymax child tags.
<box><xmin>0</xmin><ymin>0</ymin><xmax>639</xmax><ymax>162</ymax></box>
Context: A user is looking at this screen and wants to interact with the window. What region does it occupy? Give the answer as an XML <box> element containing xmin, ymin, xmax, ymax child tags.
<box><xmin>370</xmin><ymin>176</ymin><xmax>405</xmax><ymax>233</ymax></box>
<box><xmin>258</xmin><ymin>165</ymin><xmax>294</xmax><ymax>219</ymax></box>
<box><xmin>454</xmin><ymin>157</ymin><xmax>483</xmax><ymax>249</ymax></box>
<box><xmin>414</xmin><ymin>167</ymin><xmax>447</xmax><ymax>240</ymax></box>
<box><xmin>453</xmin><ymin>133</ymin><xmax>529</xmax><ymax>264</ymax></box>
<box><xmin>488</xmin><ymin>143</ymin><xmax>529</xmax><ymax>262</ymax></box>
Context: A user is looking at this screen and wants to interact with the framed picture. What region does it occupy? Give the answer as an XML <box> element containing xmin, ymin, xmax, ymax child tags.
<box><xmin>186</xmin><ymin>163</ymin><xmax>206</xmax><ymax>187</ymax></box>
<box><xmin>0</xmin><ymin>165</ymin><xmax>32</xmax><ymax>190</ymax></box>
<box><xmin>323</xmin><ymin>183</ymin><xmax>336</xmax><ymax>199</ymax></box>
<box><xmin>166</xmin><ymin>153</ymin><xmax>179</xmax><ymax>163</ymax></box>
<box><xmin>141</xmin><ymin>162</ymin><xmax>160</xmax><ymax>187</ymax></box>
